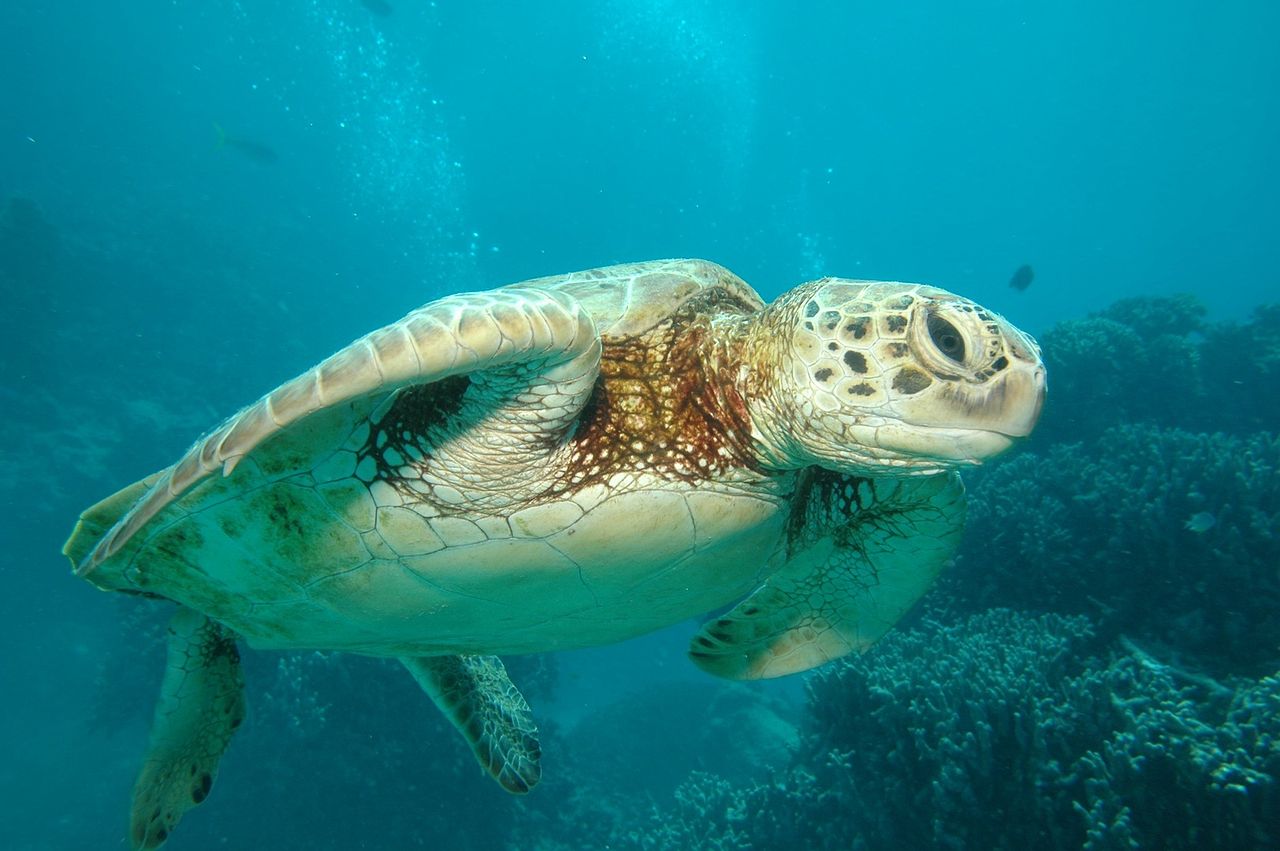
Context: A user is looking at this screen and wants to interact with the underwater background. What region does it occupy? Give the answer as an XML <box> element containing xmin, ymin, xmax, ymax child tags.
<box><xmin>2</xmin><ymin>1</ymin><xmax>1278</xmax><ymax>848</ymax></box>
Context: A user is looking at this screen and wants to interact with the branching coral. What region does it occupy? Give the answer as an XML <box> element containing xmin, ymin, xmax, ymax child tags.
<box><xmin>569</xmin><ymin>612</ymin><xmax>1279</xmax><ymax>851</ymax></box>
<box><xmin>1032</xmin><ymin>294</ymin><xmax>1280</xmax><ymax>445</ymax></box>
<box><xmin>1200</xmin><ymin>303</ymin><xmax>1280</xmax><ymax>434</ymax></box>
<box><xmin>946</xmin><ymin>425</ymin><xmax>1280</xmax><ymax>675</ymax></box>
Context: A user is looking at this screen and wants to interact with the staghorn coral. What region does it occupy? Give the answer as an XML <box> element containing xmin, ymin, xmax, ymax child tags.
<box><xmin>945</xmin><ymin>425</ymin><xmax>1280</xmax><ymax>675</ymax></box>
<box><xmin>1066</xmin><ymin>655</ymin><xmax>1280</xmax><ymax>849</ymax></box>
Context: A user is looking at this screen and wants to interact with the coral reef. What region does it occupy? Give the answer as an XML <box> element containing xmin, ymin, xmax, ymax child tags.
<box><xmin>1200</xmin><ymin>303</ymin><xmax>1280</xmax><ymax>434</ymax></box>
<box><xmin>553</xmin><ymin>611</ymin><xmax>1279</xmax><ymax>851</ymax></box>
<box><xmin>507</xmin><ymin>680</ymin><xmax>801</xmax><ymax>851</ymax></box>
<box><xmin>1031</xmin><ymin>293</ymin><xmax>1278</xmax><ymax>445</ymax></box>
<box><xmin>563</xmin><ymin>680</ymin><xmax>798</xmax><ymax>799</ymax></box>
<box><xmin>944</xmin><ymin>425</ymin><xmax>1280</xmax><ymax>675</ymax></box>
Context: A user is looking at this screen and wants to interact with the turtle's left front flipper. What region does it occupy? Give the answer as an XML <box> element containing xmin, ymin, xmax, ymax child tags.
<box><xmin>130</xmin><ymin>607</ymin><xmax>245</xmax><ymax>850</ymax></box>
<box><xmin>690</xmin><ymin>471</ymin><xmax>965</xmax><ymax>680</ymax></box>
<box><xmin>402</xmin><ymin>654</ymin><xmax>541</xmax><ymax>794</ymax></box>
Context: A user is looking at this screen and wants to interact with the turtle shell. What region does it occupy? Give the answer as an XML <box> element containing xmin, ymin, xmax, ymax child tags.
<box><xmin>66</xmin><ymin>260</ymin><xmax>789</xmax><ymax>656</ymax></box>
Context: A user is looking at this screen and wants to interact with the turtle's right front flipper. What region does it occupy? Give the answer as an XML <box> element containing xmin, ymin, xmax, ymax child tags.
<box><xmin>130</xmin><ymin>607</ymin><xmax>245</xmax><ymax>850</ymax></box>
<box><xmin>689</xmin><ymin>471</ymin><xmax>965</xmax><ymax>679</ymax></box>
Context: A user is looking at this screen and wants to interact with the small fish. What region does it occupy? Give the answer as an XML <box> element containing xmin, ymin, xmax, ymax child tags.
<box><xmin>1008</xmin><ymin>264</ymin><xmax>1034</xmax><ymax>292</ymax></box>
<box><xmin>360</xmin><ymin>0</ymin><xmax>393</xmax><ymax>15</ymax></box>
<box><xmin>213</xmin><ymin>123</ymin><xmax>279</xmax><ymax>165</ymax></box>
<box><xmin>1184</xmin><ymin>512</ymin><xmax>1216</xmax><ymax>533</ymax></box>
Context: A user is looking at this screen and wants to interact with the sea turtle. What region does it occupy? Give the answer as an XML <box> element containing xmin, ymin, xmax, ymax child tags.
<box><xmin>65</xmin><ymin>259</ymin><xmax>1045</xmax><ymax>848</ymax></box>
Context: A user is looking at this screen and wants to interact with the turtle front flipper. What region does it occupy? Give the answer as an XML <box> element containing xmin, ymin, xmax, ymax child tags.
<box><xmin>78</xmin><ymin>287</ymin><xmax>601</xmax><ymax>575</ymax></box>
<box><xmin>402</xmin><ymin>655</ymin><xmax>541</xmax><ymax>794</ymax></box>
<box><xmin>130</xmin><ymin>607</ymin><xmax>245</xmax><ymax>850</ymax></box>
<box><xmin>690</xmin><ymin>471</ymin><xmax>965</xmax><ymax>680</ymax></box>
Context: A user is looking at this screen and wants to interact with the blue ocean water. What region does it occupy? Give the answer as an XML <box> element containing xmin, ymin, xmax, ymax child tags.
<box><xmin>2</xmin><ymin>2</ymin><xmax>1277</xmax><ymax>849</ymax></box>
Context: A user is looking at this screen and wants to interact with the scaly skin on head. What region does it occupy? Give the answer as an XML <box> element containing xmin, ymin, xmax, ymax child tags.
<box><xmin>734</xmin><ymin>278</ymin><xmax>1046</xmax><ymax>476</ymax></box>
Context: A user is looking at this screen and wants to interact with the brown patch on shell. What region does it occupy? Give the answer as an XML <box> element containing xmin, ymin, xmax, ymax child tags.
<box><xmin>350</xmin><ymin>287</ymin><xmax>760</xmax><ymax>506</ymax></box>
<box><xmin>555</xmin><ymin>291</ymin><xmax>760</xmax><ymax>488</ymax></box>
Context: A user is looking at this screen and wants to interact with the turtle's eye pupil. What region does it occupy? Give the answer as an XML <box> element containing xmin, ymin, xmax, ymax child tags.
<box><xmin>927</xmin><ymin>314</ymin><xmax>965</xmax><ymax>362</ymax></box>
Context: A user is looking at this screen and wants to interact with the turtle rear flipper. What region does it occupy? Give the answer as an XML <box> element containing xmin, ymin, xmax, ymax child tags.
<box><xmin>689</xmin><ymin>472</ymin><xmax>965</xmax><ymax>679</ymax></box>
<box><xmin>130</xmin><ymin>607</ymin><xmax>245</xmax><ymax>850</ymax></box>
<box><xmin>402</xmin><ymin>655</ymin><xmax>541</xmax><ymax>794</ymax></box>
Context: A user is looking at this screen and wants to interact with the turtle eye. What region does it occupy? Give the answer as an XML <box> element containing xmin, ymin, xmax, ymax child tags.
<box><xmin>926</xmin><ymin>314</ymin><xmax>965</xmax><ymax>363</ymax></box>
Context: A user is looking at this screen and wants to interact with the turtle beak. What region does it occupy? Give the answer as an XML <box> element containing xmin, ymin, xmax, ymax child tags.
<box><xmin>897</xmin><ymin>361</ymin><xmax>1046</xmax><ymax>444</ymax></box>
<box><xmin>988</xmin><ymin>363</ymin><xmax>1046</xmax><ymax>438</ymax></box>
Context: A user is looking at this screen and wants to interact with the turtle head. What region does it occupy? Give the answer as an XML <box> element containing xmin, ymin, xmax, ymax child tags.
<box><xmin>747</xmin><ymin>279</ymin><xmax>1046</xmax><ymax>475</ymax></box>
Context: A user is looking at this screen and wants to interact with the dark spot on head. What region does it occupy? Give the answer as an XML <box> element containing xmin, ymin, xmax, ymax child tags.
<box><xmin>231</xmin><ymin>716</ymin><xmax>243</xmax><ymax>729</ymax></box>
<box><xmin>804</xmin><ymin>321</ymin><xmax>814</xmax><ymax>331</ymax></box>
<box><xmin>886</xmin><ymin>315</ymin><xmax>907</xmax><ymax>333</ymax></box>
<box><xmin>887</xmin><ymin>342</ymin><xmax>910</xmax><ymax>358</ymax></box>
<box><xmin>155</xmin><ymin>828</ymin><xmax>167</xmax><ymax>844</ymax></box>
<box><xmin>696</xmin><ymin>636</ymin><xmax>715</xmax><ymax>648</ymax></box>
<box><xmin>992</xmin><ymin>355</ymin><xmax>1009</xmax><ymax>371</ymax></box>
<box><xmin>846</xmin><ymin>383</ymin><xmax>876</xmax><ymax>397</ymax></box>
<box><xmin>827</xmin><ymin>341</ymin><xmax>839</xmax><ymax>351</ymax></box>
<box><xmin>843</xmin><ymin>350</ymin><xmax>867</xmax><ymax>373</ymax></box>
<box><xmin>892</xmin><ymin>368</ymin><xmax>933</xmax><ymax>394</ymax></box>
<box><xmin>804</xmin><ymin>300</ymin><xmax>819</xmax><ymax>318</ymax></box>
<box><xmin>893</xmin><ymin>295</ymin><xmax>914</xmax><ymax>309</ymax></box>
<box><xmin>742</xmin><ymin>606</ymin><xmax>760</xmax><ymax>616</ymax></box>
<box><xmin>813</xmin><ymin>368</ymin><xmax>834</xmax><ymax>382</ymax></box>
<box><xmin>845</xmin><ymin>317</ymin><xmax>870</xmax><ymax>339</ymax></box>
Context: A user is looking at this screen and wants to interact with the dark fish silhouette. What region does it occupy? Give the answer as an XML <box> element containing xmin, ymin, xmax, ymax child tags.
<box><xmin>360</xmin><ymin>0</ymin><xmax>393</xmax><ymax>15</ymax></box>
<box><xmin>1008</xmin><ymin>264</ymin><xmax>1034</xmax><ymax>292</ymax></box>
<box><xmin>214</xmin><ymin>124</ymin><xmax>279</xmax><ymax>165</ymax></box>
